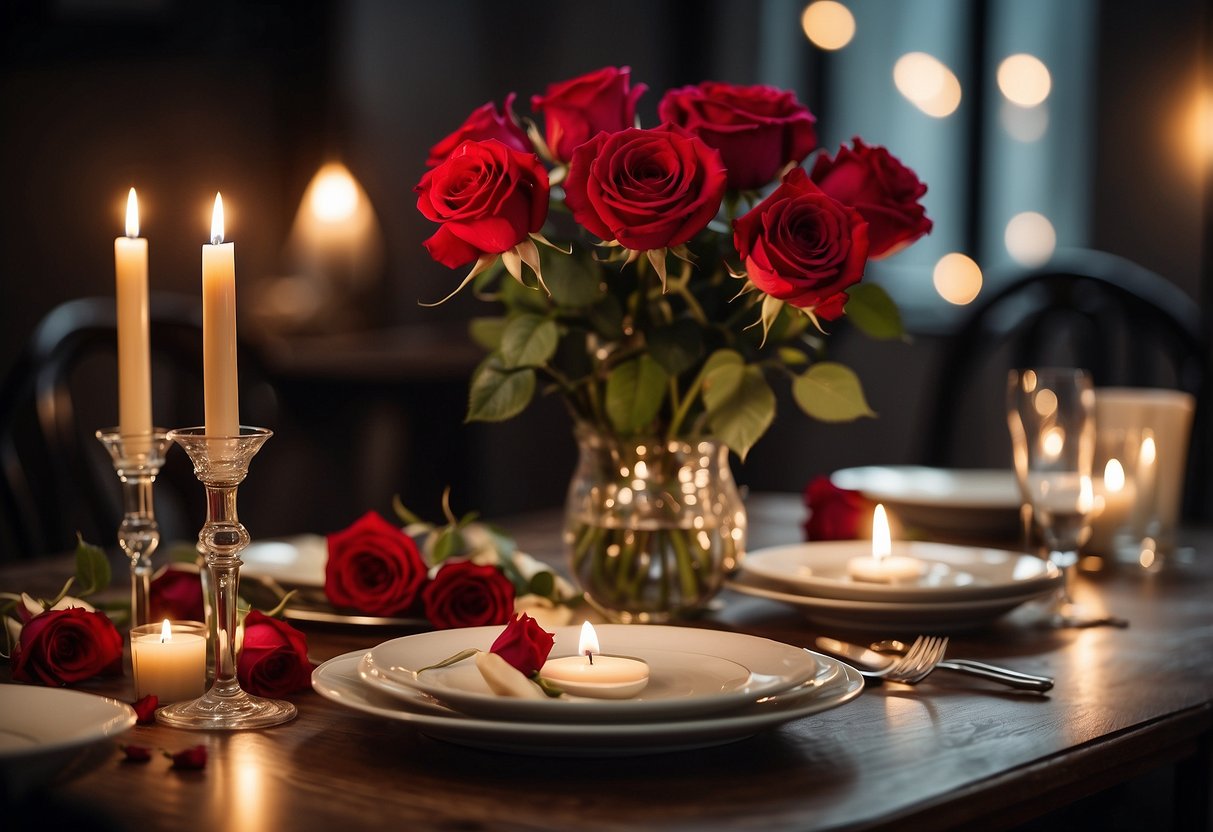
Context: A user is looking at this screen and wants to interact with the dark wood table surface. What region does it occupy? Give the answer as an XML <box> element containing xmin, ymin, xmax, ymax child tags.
<box><xmin>3</xmin><ymin>494</ymin><xmax>1211</xmax><ymax>831</ymax></box>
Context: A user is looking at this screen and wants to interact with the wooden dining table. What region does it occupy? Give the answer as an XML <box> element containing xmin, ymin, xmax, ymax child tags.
<box><xmin>2</xmin><ymin>494</ymin><xmax>1211</xmax><ymax>831</ymax></box>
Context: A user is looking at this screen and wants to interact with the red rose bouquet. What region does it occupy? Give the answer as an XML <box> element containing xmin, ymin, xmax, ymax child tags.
<box><xmin>418</xmin><ymin>67</ymin><xmax>931</xmax><ymax>451</ymax></box>
<box><xmin>416</xmin><ymin>68</ymin><xmax>932</xmax><ymax>620</ymax></box>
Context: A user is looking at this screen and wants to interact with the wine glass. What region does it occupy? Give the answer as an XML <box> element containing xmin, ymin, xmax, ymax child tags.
<box><xmin>1007</xmin><ymin>368</ymin><xmax>1126</xmax><ymax>628</ymax></box>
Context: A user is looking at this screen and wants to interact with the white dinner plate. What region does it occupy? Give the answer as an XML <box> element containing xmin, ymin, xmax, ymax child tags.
<box><xmin>740</xmin><ymin>541</ymin><xmax>1062</xmax><ymax>603</ymax></box>
<box><xmin>830</xmin><ymin>466</ymin><xmax>1023</xmax><ymax>538</ymax></box>
<box><xmin>365</xmin><ymin>625</ymin><xmax>824</xmax><ymax>722</ymax></box>
<box><xmin>312</xmin><ymin>650</ymin><xmax>862</xmax><ymax>756</ymax></box>
<box><xmin>240</xmin><ymin>534</ymin><xmax>329</xmax><ymax>588</ymax></box>
<box><xmin>726</xmin><ymin>572</ymin><xmax>1054</xmax><ymax>632</ymax></box>
<box><xmin>0</xmin><ymin>685</ymin><xmax>137</xmax><ymax>798</ymax></box>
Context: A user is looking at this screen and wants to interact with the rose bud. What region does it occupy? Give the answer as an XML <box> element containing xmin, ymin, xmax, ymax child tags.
<box><xmin>489</xmin><ymin>613</ymin><xmax>555</xmax><ymax>677</ymax></box>
<box><xmin>121</xmin><ymin>744</ymin><xmax>153</xmax><ymax>763</ymax></box>
<box><xmin>169</xmin><ymin>745</ymin><xmax>208</xmax><ymax>770</ymax></box>
<box><xmin>131</xmin><ymin>694</ymin><xmax>159</xmax><ymax>725</ymax></box>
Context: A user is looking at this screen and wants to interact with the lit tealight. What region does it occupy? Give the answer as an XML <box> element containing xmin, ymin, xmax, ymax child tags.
<box><xmin>540</xmin><ymin>622</ymin><xmax>649</xmax><ymax>699</ymax></box>
<box><xmin>847</xmin><ymin>505</ymin><xmax>924</xmax><ymax>583</ymax></box>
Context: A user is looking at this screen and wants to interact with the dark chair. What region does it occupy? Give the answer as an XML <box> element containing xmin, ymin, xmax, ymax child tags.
<box><xmin>0</xmin><ymin>294</ymin><xmax>278</xmax><ymax>559</ymax></box>
<box><xmin>920</xmin><ymin>249</ymin><xmax>1209</xmax><ymax>519</ymax></box>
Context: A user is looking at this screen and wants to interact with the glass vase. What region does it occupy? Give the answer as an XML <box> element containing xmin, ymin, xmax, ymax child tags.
<box><xmin>564</xmin><ymin>424</ymin><xmax>746</xmax><ymax>623</ymax></box>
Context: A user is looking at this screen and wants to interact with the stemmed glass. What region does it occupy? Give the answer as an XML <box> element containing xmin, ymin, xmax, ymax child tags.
<box><xmin>156</xmin><ymin>426</ymin><xmax>296</xmax><ymax>729</ymax></box>
<box><xmin>1006</xmin><ymin>368</ymin><xmax>1126</xmax><ymax>628</ymax></box>
<box><xmin>96</xmin><ymin>429</ymin><xmax>172</xmax><ymax>628</ymax></box>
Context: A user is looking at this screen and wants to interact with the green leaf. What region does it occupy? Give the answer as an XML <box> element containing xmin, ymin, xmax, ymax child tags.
<box><xmin>700</xmin><ymin>350</ymin><xmax>746</xmax><ymax>411</ymax></box>
<box><xmin>391</xmin><ymin>494</ymin><xmax>424</xmax><ymax>527</ymax></box>
<box><xmin>544</xmin><ymin>252</ymin><xmax>604</xmax><ymax>308</ymax></box>
<box><xmin>527</xmin><ymin>570</ymin><xmax>556</xmax><ymax>599</ymax></box>
<box><xmin>845</xmin><ymin>283</ymin><xmax>904</xmax><ymax>340</ymax></box>
<box><xmin>74</xmin><ymin>534</ymin><xmax>111</xmax><ymax>597</ymax></box>
<box><xmin>467</xmin><ymin>354</ymin><xmax>536</xmax><ymax>422</ymax></box>
<box><xmin>587</xmin><ymin>295</ymin><xmax>625</xmax><ymax>340</ymax></box>
<box><xmin>431</xmin><ymin>528</ymin><xmax>466</xmax><ymax>564</ymax></box>
<box><xmin>705</xmin><ymin>366</ymin><xmax>776</xmax><ymax>460</ymax></box>
<box><xmin>606</xmin><ymin>355</ymin><xmax>669</xmax><ymax>433</ymax></box>
<box><xmin>778</xmin><ymin>346</ymin><xmax>810</xmax><ymax>366</ymax></box>
<box><xmin>469</xmin><ymin>317</ymin><xmax>507</xmax><ymax>351</ymax></box>
<box><xmin>499</xmin><ymin>272</ymin><xmax>549</xmax><ymax>312</ymax></box>
<box><xmin>792</xmin><ymin>361</ymin><xmax>877</xmax><ymax>422</ymax></box>
<box><xmin>648</xmin><ymin>319</ymin><xmax>704</xmax><ymax>376</ymax></box>
<box><xmin>500</xmin><ymin>314</ymin><xmax>559</xmax><ymax>369</ymax></box>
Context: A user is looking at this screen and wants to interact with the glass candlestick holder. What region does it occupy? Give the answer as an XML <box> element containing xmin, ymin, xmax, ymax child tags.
<box><xmin>157</xmin><ymin>426</ymin><xmax>296</xmax><ymax>730</ymax></box>
<box><xmin>96</xmin><ymin>429</ymin><xmax>171</xmax><ymax>629</ymax></box>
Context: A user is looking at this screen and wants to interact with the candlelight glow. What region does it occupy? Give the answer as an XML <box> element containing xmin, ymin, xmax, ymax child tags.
<box><xmin>309</xmin><ymin>162</ymin><xmax>361</xmax><ymax>224</ymax></box>
<box><xmin>1141</xmin><ymin>433</ymin><xmax>1157</xmax><ymax>465</ymax></box>
<box><xmin>1104</xmin><ymin>458</ymin><xmax>1125</xmax><ymax>492</ymax></box>
<box><xmin>801</xmin><ymin>1</ymin><xmax>855</xmax><ymax>51</ymax></box>
<box><xmin>932</xmin><ymin>252</ymin><xmax>983</xmax><ymax>304</ymax></box>
<box><xmin>893</xmin><ymin>52</ymin><xmax>962</xmax><ymax>118</ymax></box>
<box><xmin>125</xmin><ymin>187</ymin><xmax>140</xmax><ymax>238</ymax></box>
<box><xmin>211</xmin><ymin>193</ymin><xmax>225</xmax><ymax>245</ymax></box>
<box><xmin>872</xmin><ymin>504</ymin><xmax>891</xmax><ymax>562</ymax></box>
<box><xmin>160</xmin><ymin>618</ymin><xmax>172</xmax><ymax>643</ymax></box>
<box><xmin>1079</xmin><ymin>475</ymin><xmax>1094</xmax><ymax>514</ymax></box>
<box><xmin>1042</xmin><ymin>426</ymin><xmax>1065</xmax><ymax>458</ymax></box>
<box><xmin>997</xmin><ymin>53</ymin><xmax>1052</xmax><ymax>107</ymax></box>
<box><xmin>578</xmin><ymin>620</ymin><xmax>600</xmax><ymax>657</ymax></box>
<box><xmin>1034</xmin><ymin>387</ymin><xmax>1058</xmax><ymax>417</ymax></box>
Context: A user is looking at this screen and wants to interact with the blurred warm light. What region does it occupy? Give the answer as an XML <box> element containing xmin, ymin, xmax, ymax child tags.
<box><xmin>1034</xmin><ymin>388</ymin><xmax>1058</xmax><ymax>418</ymax></box>
<box><xmin>1004</xmin><ymin>211</ymin><xmax>1056</xmax><ymax>266</ymax></box>
<box><xmin>932</xmin><ymin>253</ymin><xmax>983</xmax><ymax>305</ymax></box>
<box><xmin>1141</xmin><ymin>432</ymin><xmax>1156</xmax><ymax>465</ymax></box>
<box><xmin>872</xmin><ymin>504</ymin><xmax>890</xmax><ymax>560</ymax></box>
<box><xmin>1177</xmin><ymin>86</ymin><xmax>1213</xmax><ymax>172</ymax></box>
<box><xmin>1104</xmin><ymin>458</ymin><xmax>1125</xmax><ymax>492</ymax></box>
<box><xmin>801</xmin><ymin>1</ymin><xmax>855</xmax><ymax>50</ymax></box>
<box><xmin>1139</xmin><ymin>538</ymin><xmax>1156</xmax><ymax>569</ymax></box>
<box><xmin>893</xmin><ymin>52</ymin><xmax>962</xmax><ymax>118</ymax></box>
<box><xmin>1000</xmin><ymin>100</ymin><xmax>1049</xmax><ymax>142</ymax></box>
<box><xmin>309</xmin><ymin>162</ymin><xmax>361</xmax><ymax>223</ymax></box>
<box><xmin>1079</xmin><ymin>475</ymin><xmax>1094</xmax><ymax>514</ymax></box>
<box><xmin>1041</xmin><ymin>426</ymin><xmax>1064</xmax><ymax>458</ymax></box>
<box><xmin>997</xmin><ymin>54</ymin><xmax>1051</xmax><ymax>107</ymax></box>
<box><xmin>125</xmin><ymin>187</ymin><xmax>140</xmax><ymax>238</ymax></box>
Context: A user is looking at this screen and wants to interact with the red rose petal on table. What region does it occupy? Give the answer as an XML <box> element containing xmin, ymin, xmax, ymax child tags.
<box><xmin>170</xmin><ymin>745</ymin><xmax>208</xmax><ymax>770</ymax></box>
<box><xmin>131</xmin><ymin>694</ymin><xmax>159</xmax><ymax>724</ymax></box>
<box><xmin>121</xmin><ymin>744</ymin><xmax>152</xmax><ymax>763</ymax></box>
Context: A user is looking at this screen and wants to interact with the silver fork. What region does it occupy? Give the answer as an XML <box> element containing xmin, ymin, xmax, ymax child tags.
<box><xmin>870</xmin><ymin>635</ymin><xmax>948</xmax><ymax>684</ymax></box>
<box><xmin>879</xmin><ymin>636</ymin><xmax>1053</xmax><ymax>691</ymax></box>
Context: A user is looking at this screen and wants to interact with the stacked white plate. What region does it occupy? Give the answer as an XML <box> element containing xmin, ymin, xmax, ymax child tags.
<box><xmin>311</xmin><ymin>625</ymin><xmax>862</xmax><ymax>756</ymax></box>
<box><xmin>727</xmin><ymin>540</ymin><xmax>1064</xmax><ymax>631</ymax></box>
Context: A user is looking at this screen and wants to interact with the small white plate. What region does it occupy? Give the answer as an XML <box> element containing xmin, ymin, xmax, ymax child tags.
<box><xmin>726</xmin><ymin>572</ymin><xmax>1054</xmax><ymax>632</ymax></box>
<box><xmin>0</xmin><ymin>685</ymin><xmax>137</xmax><ymax>799</ymax></box>
<box><xmin>740</xmin><ymin>541</ymin><xmax>1062</xmax><ymax>603</ymax></box>
<box><xmin>240</xmin><ymin>534</ymin><xmax>328</xmax><ymax>588</ymax></box>
<box><xmin>831</xmin><ymin>466</ymin><xmax>1022</xmax><ymax>538</ymax></box>
<box><xmin>312</xmin><ymin>650</ymin><xmax>862</xmax><ymax>756</ymax></box>
<box><xmin>365</xmin><ymin>625</ymin><xmax>823</xmax><ymax>723</ymax></box>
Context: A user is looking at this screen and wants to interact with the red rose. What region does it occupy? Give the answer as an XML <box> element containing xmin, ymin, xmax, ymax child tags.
<box><xmin>658</xmin><ymin>82</ymin><xmax>817</xmax><ymax>191</ymax></box>
<box><xmin>489</xmin><ymin>613</ymin><xmax>554</xmax><ymax>676</ymax></box>
<box><xmin>803</xmin><ymin>476</ymin><xmax>873</xmax><ymax>541</ymax></box>
<box><xmin>236</xmin><ymin>610</ymin><xmax>313</xmax><ymax>698</ymax></box>
<box><xmin>531</xmin><ymin>66</ymin><xmax>647</xmax><ymax>164</ymax></box>
<box><xmin>11</xmin><ymin>607</ymin><xmax>123</xmax><ymax>686</ymax></box>
<box><xmin>421</xmin><ymin>560</ymin><xmax>515</xmax><ymax>630</ymax></box>
<box><xmin>132</xmin><ymin>694</ymin><xmax>159</xmax><ymax>724</ymax></box>
<box><xmin>149</xmin><ymin>567</ymin><xmax>205</xmax><ymax>623</ymax></box>
<box><xmin>564</xmin><ymin>124</ymin><xmax>727</xmax><ymax>252</ymax></box>
<box><xmin>810</xmin><ymin>137</ymin><xmax>932</xmax><ymax>258</ymax></box>
<box><xmin>325</xmin><ymin>510</ymin><xmax>428</xmax><ymax>616</ymax></box>
<box><xmin>169</xmin><ymin>745</ymin><xmax>208</xmax><ymax>770</ymax></box>
<box><xmin>426</xmin><ymin>93</ymin><xmax>532</xmax><ymax>168</ymax></box>
<box><xmin>733</xmin><ymin>167</ymin><xmax>869</xmax><ymax>320</ymax></box>
<box><xmin>415</xmin><ymin>139</ymin><xmax>550</xmax><ymax>269</ymax></box>
<box><xmin>122</xmin><ymin>744</ymin><xmax>152</xmax><ymax>763</ymax></box>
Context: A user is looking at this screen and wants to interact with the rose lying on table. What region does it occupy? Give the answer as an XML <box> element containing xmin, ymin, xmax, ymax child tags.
<box><xmin>802</xmin><ymin>475</ymin><xmax>873</xmax><ymax>541</ymax></box>
<box><xmin>324</xmin><ymin>493</ymin><xmax>580</xmax><ymax>630</ymax></box>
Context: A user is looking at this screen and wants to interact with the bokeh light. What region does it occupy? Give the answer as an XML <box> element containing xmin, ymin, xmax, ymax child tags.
<box><xmin>932</xmin><ymin>253</ymin><xmax>983</xmax><ymax>305</ymax></box>
<box><xmin>1004</xmin><ymin>211</ymin><xmax>1056</xmax><ymax>266</ymax></box>
<box><xmin>893</xmin><ymin>52</ymin><xmax>962</xmax><ymax>118</ymax></box>
<box><xmin>997</xmin><ymin>53</ymin><xmax>1052</xmax><ymax>107</ymax></box>
<box><xmin>801</xmin><ymin>1</ymin><xmax>856</xmax><ymax>51</ymax></box>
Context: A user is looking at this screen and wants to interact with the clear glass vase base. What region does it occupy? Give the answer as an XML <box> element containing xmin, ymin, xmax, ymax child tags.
<box><xmin>156</xmin><ymin>688</ymin><xmax>296</xmax><ymax>730</ymax></box>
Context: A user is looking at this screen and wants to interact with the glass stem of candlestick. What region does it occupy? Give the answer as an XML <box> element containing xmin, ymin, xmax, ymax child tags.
<box><xmin>96</xmin><ymin>430</ymin><xmax>170</xmax><ymax>629</ymax></box>
<box><xmin>157</xmin><ymin>426</ymin><xmax>295</xmax><ymax>730</ymax></box>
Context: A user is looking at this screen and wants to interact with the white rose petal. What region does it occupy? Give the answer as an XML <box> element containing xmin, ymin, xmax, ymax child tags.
<box><xmin>474</xmin><ymin>650</ymin><xmax>545</xmax><ymax>699</ymax></box>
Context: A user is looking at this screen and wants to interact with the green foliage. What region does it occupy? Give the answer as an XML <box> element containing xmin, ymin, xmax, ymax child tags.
<box><xmin>467</xmin><ymin>354</ymin><xmax>536</xmax><ymax>422</ymax></box>
<box><xmin>845</xmin><ymin>283</ymin><xmax>904</xmax><ymax>341</ymax></box>
<box><xmin>792</xmin><ymin>362</ymin><xmax>877</xmax><ymax>422</ymax></box>
<box><xmin>74</xmin><ymin>534</ymin><xmax>111</xmax><ymax>597</ymax></box>
<box><xmin>500</xmin><ymin>314</ymin><xmax>559</xmax><ymax>369</ymax></box>
<box><xmin>705</xmin><ymin>366</ymin><xmax>776</xmax><ymax>460</ymax></box>
<box><xmin>606</xmin><ymin>355</ymin><xmax>669</xmax><ymax>433</ymax></box>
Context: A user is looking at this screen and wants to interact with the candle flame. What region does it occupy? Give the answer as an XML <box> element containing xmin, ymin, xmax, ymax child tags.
<box><xmin>125</xmin><ymin>187</ymin><xmax>140</xmax><ymax>238</ymax></box>
<box><xmin>1140</xmin><ymin>432</ymin><xmax>1157</xmax><ymax>465</ymax></box>
<box><xmin>872</xmin><ymin>504</ymin><xmax>891</xmax><ymax>563</ymax></box>
<box><xmin>210</xmin><ymin>192</ymin><xmax>225</xmax><ymax>245</ymax></box>
<box><xmin>1104</xmin><ymin>458</ymin><xmax>1125</xmax><ymax>492</ymax></box>
<box><xmin>160</xmin><ymin>619</ymin><xmax>172</xmax><ymax>643</ymax></box>
<box><xmin>1078</xmin><ymin>475</ymin><xmax>1094</xmax><ymax>515</ymax></box>
<box><xmin>577</xmin><ymin>620</ymin><xmax>600</xmax><ymax>658</ymax></box>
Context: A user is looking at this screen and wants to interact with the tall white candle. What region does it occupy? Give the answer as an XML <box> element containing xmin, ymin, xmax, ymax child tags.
<box><xmin>203</xmin><ymin>193</ymin><xmax>239</xmax><ymax>437</ymax></box>
<box><xmin>115</xmin><ymin>187</ymin><xmax>152</xmax><ymax>438</ymax></box>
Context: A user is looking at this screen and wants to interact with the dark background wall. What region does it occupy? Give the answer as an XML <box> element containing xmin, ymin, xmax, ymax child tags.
<box><xmin>0</xmin><ymin>0</ymin><xmax>1207</xmax><ymax>552</ymax></box>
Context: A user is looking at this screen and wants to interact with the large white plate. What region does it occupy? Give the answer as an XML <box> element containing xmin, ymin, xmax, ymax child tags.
<box><xmin>740</xmin><ymin>541</ymin><xmax>1062</xmax><ymax>603</ymax></box>
<box><xmin>726</xmin><ymin>572</ymin><xmax>1053</xmax><ymax>632</ymax></box>
<box><xmin>365</xmin><ymin>625</ymin><xmax>823</xmax><ymax>722</ymax></box>
<box><xmin>312</xmin><ymin>650</ymin><xmax>862</xmax><ymax>756</ymax></box>
<box><xmin>831</xmin><ymin>466</ymin><xmax>1022</xmax><ymax>538</ymax></box>
<box><xmin>0</xmin><ymin>685</ymin><xmax>137</xmax><ymax>799</ymax></box>
<box><xmin>240</xmin><ymin>534</ymin><xmax>328</xmax><ymax>588</ymax></box>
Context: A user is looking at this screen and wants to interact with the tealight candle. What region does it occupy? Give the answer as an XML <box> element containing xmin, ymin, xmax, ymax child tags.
<box><xmin>131</xmin><ymin>619</ymin><xmax>207</xmax><ymax>703</ymax></box>
<box><xmin>540</xmin><ymin>621</ymin><xmax>649</xmax><ymax>699</ymax></box>
<box><xmin>847</xmin><ymin>504</ymin><xmax>924</xmax><ymax>583</ymax></box>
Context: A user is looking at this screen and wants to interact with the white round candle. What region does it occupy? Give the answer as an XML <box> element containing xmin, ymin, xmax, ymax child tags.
<box><xmin>847</xmin><ymin>504</ymin><xmax>924</xmax><ymax>583</ymax></box>
<box><xmin>132</xmin><ymin>620</ymin><xmax>207</xmax><ymax>703</ymax></box>
<box><xmin>539</xmin><ymin>621</ymin><xmax>649</xmax><ymax>699</ymax></box>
